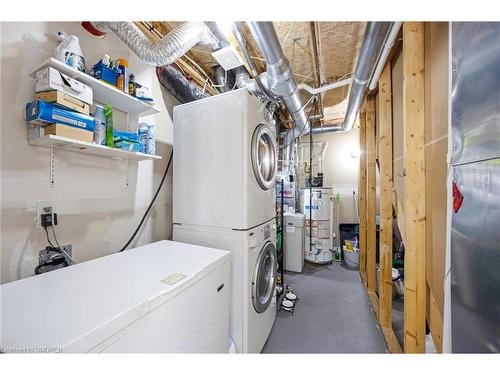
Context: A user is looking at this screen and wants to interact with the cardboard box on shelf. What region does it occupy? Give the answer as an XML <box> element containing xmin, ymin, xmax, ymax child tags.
<box><xmin>26</xmin><ymin>100</ymin><xmax>94</xmax><ymax>131</ymax></box>
<box><xmin>28</xmin><ymin>123</ymin><xmax>93</xmax><ymax>143</ymax></box>
<box><xmin>35</xmin><ymin>67</ymin><xmax>93</xmax><ymax>105</ymax></box>
<box><xmin>35</xmin><ymin>90</ymin><xmax>90</xmax><ymax>115</ymax></box>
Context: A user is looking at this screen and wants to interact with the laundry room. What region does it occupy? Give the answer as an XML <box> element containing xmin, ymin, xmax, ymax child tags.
<box><xmin>1</xmin><ymin>2</ymin><xmax>499</xmax><ymax>374</ymax></box>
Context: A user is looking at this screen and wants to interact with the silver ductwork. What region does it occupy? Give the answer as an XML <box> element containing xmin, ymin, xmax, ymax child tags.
<box><xmin>214</xmin><ymin>66</ymin><xmax>230</xmax><ymax>93</ymax></box>
<box><xmin>248</xmin><ymin>22</ymin><xmax>310</xmax><ymax>139</ymax></box>
<box><xmin>87</xmin><ymin>21</ymin><xmax>219</xmax><ymax>66</ymax></box>
<box><xmin>298</xmin><ymin>141</ymin><xmax>328</xmax><ymax>174</ymax></box>
<box><xmin>310</xmin><ymin>22</ymin><xmax>394</xmax><ymax>134</ymax></box>
<box><xmin>234</xmin><ymin>66</ymin><xmax>262</xmax><ymax>96</ymax></box>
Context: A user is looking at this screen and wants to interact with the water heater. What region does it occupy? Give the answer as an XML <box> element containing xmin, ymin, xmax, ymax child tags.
<box><xmin>300</xmin><ymin>187</ymin><xmax>333</xmax><ymax>264</ymax></box>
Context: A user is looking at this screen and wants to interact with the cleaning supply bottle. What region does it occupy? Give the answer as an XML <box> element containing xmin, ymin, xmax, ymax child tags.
<box><xmin>128</xmin><ymin>74</ymin><xmax>136</xmax><ymax>96</ymax></box>
<box><xmin>104</xmin><ymin>104</ymin><xmax>115</xmax><ymax>148</ymax></box>
<box><xmin>93</xmin><ymin>105</ymin><xmax>106</xmax><ymax>145</ymax></box>
<box><xmin>116</xmin><ymin>58</ymin><xmax>129</xmax><ymax>92</ymax></box>
<box><xmin>116</xmin><ymin>73</ymin><xmax>124</xmax><ymax>92</ymax></box>
<box><xmin>54</xmin><ymin>32</ymin><xmax>86</xmax><ymax>72</ymax></box>
<box><xmin>146</xmin><ymin>124</ymin><xmax>156</xmax><ymax>155</ymax></box>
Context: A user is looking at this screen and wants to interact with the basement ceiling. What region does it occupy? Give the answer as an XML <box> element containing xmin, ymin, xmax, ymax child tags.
<box><xmin>138</xmin><ymin>21</ymin><xmax>366</xmax><ymax>123</ymax></box>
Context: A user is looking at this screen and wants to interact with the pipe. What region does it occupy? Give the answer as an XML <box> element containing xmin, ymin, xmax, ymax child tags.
<box><xmin>248</xmin><ymin>22</ymin><xmax>310</xmax><ymax>138</ymax></box>
<box><xmin>156</xmin><ymin>65</ymin><xmax>209</xmax><ymax>104</ymax></box>
<box><xmin>298</xmin><ymin>141</ymin><xmax>328</xmax><ymax>174</ymax></box>
<box><xmin>308</xmin><ymin>22</ymin><xmax>394</xmax><ymax>134</ymax></box>
<box><xmin>84</xmin><ymin>21</ymin><xmax>219</xmax><ymax>66</ymax></box>
<box><xmin>368</xmin><ymin>22</ymin><xmax>402</xmax><ymax>90</ymax></box>
<box><xmin>214</xmin><ymin>66</ymin><xmax>230</xmax><ymax>93</ymax></box>
<box><xmin>234</xmin><ymin>66</ymin><xmax>262</xmax><ymax>95</ymax></box>
<box><xmin>298</xmin><ymin>77</ymin><xmax>353</xmax><ymax>95</ymax></box>
<box><xmin>232</xmin><ymin>22</ymin><xmax>278</xmax><ymax>105</ymax></box>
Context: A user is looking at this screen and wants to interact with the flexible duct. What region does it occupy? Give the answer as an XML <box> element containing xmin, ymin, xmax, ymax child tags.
<box><xmin>248</xmin><ymin>22</ymin><xmax>309</xmax><ymax>139</ymax></box>
<box><xmin>85</xmin><ymin>21</ymin><xmax>219</xmax><ymax>66</ymax></box>
<box><xmin>309</xmin><ymin>22</ymin><xmax>393</xmax><ymax>134</ymax></box>
<box><xmin>156</xmin><ymin>65</ymin><xmax>209</xmax><ymax>104</ymax></box>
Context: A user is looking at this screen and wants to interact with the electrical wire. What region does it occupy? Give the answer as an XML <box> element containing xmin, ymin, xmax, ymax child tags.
<box><xmin>118</xmin><ymin>150</ymin><xmax>174</xmax><ymax>252</ymax></box>
<box><xmin>44</xmin><ymin>226</ymin><xmax>55</xmax><ymax>248</ymax></box>
<box><xmin>51</xmin><ymin>224</ymin><xmax>75</xmax><ymax>265</ymax></box>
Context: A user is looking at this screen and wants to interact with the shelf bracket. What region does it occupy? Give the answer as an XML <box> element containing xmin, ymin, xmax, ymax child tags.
<box><xmin>50</xmin><ymin>147</ymin><xmax>55</xmax><ymax>188</ymax></box>
<box><xmin>125</xmin><ymin>160</ymin><xmax>129</xmax><ymax>188</ymax></box>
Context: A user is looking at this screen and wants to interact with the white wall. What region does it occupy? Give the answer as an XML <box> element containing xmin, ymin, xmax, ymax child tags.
<box><xmin>0</xmin><ymin>22</ymin><xmax>178</xmax><ymax>283</ymax></box>
<box><xmin>311</xmin><ymin>130</ymin><xmax>360</xmax><ymax>224</ymax></box>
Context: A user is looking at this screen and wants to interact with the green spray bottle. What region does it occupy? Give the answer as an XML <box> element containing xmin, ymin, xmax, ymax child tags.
<box><xmin>104</xmin><ymin>104</ymin><xmax>115</xmax><ymax>148</ymax></box>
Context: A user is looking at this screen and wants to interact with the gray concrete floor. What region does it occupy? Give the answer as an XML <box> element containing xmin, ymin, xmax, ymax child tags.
<box><xmin>262</xmin><ymin>262</ymin><xmax>387</xmax><ymax>353</ymax></box>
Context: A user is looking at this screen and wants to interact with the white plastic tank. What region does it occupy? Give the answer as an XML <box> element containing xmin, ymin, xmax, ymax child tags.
<box><xmin>283</xmin><ymin>212</ymin><xmax>305</xmax><ymax>273</ymax></box>
<box><xmin>301</xmin><ymin>187</ymin><xmax>333</xmax><ymax>264</ymax></box>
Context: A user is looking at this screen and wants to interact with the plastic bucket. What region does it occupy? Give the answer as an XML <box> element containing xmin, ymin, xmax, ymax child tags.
<box><xmin>343</xmin><ymin>248</ymin><xmax>360</xmax><ymax>269</ymax></box>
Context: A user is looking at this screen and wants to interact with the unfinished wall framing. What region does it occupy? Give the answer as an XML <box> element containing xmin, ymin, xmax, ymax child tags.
<box><xmin>357</xmin><ymin>22</ymin><xmax>448</xmax><ymax>354</ymax></box>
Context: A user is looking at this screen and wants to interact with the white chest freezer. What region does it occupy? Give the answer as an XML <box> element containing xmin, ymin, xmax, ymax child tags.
<box><xmin>0</xmin><ymin>240</ymin><xmax>230</xmax><ymax>353</ymax></box>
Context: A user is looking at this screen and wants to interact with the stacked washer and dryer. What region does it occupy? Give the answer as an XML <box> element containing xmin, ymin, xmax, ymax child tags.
<box><xmin>172</xmin><ymin>88</ymin><xmax>278</xmax><ymax>353</ymax></box>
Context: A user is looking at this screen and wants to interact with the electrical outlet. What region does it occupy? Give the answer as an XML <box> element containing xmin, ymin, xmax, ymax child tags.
<box><xmin>36</xmin><ymin>202</ymin><xmax>56</xmax><ymax>225</ymax></box>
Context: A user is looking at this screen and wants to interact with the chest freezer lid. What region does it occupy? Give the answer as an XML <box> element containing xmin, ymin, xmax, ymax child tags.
<box><xmin>0</xmin><ymin>240</ymin><xmax>230</xmax><ymax>352</ymax></box>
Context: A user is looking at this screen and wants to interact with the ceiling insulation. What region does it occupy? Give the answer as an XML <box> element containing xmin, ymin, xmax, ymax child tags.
<box><xmin>143</xmin><ymin>21</ymin><xmax>366</xmax><ymax>122</ymax></box>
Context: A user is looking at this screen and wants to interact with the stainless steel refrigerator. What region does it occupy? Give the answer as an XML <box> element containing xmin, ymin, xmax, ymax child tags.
<box><xmin>451</xmin><ymin>22</ymin><xmax>500</xmax><ymax>353</ymax></box>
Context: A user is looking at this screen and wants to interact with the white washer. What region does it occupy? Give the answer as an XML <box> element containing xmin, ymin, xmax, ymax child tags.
<box><xmin>173</xmin><ymin>219</ymin><xmax>277</xmax><ymax>353</ymax></box>
<box><xmin>173</xmin><ymin>88</ymin><xmax>277</xmax><ymax>230</ymax></box>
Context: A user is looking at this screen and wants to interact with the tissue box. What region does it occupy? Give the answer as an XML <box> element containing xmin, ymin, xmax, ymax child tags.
<box><xmin>35</xmin><ymin>67</ymin><xmax>93</xmax><ymax>105</ymax></box>
<box><xmin>26</xmin><ymin>100</ymin><xmax>94</xmax><ymax>131</ymax></box>
<box><xmin>35</xmin><ymin>90</ymin><xmax>90</xmax><ymax>115</ymax></box>
<box><xmin>28</xmin><ymin>123</ymin><xmax>93</xmax><ymax>143</ymax></box>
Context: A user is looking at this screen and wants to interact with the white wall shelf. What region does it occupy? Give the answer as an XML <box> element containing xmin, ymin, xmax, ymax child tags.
<box><xmin>30</xmin><ymin>135</ymin><xmax>162</xmax><ymax>161</ymax></box>
<box><xmin>30</xmin><ymin>58</ymin><xmax>162</xmax><ymax>116</ymax></box>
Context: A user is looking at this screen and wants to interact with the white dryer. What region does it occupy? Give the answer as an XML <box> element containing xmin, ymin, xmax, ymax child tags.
<box><xmin>173</xmin><ymin>219</ymin><xmax>277</xmax><ymax>353</ymax></box>
<box><xmin>173</xmin><ymin>88</ymin><xmax>277</xmax><ymax>230</ymax></box>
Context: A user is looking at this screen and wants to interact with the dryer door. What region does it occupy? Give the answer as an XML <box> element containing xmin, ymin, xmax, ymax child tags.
<box><xmin>251</xmin><ymin>241</ymin><xmax>277</xmax><ymax>313</ymax></box>
<box><xmin>251</xmin><ymin>124</ymin><xmax>277</xmax><ymax>190</ymax></box>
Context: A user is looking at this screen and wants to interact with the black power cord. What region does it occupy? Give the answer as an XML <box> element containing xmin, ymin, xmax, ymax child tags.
<box><xmin>44</xmin><ymin>226</ymin><xmax>55</xmax><ymax>248</ymax></box>
<box><xmin>118</xmin><ymin>150</ymin><xmax>174</xmax><ymax>252</ymax></box>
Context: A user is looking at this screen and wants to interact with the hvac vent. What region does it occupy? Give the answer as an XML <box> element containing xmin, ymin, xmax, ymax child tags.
<box><xmin>211</xmin><ymin>45</ymin><xmax>245</xmax><ymax>71</ymax></box>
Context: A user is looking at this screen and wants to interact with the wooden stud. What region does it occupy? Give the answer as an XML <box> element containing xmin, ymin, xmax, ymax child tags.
<box><xmin>368</xmin><ymin>291</ymin><xmax>379</xmax><ymax>320</ymax></box>
<box><xmin>358</xmin><ymin>110</ymin><xmax>367</xmax><ymax>277</ymax></box>
<box><xmin>381</xmin><ymin>326</ymin><xmax>403</xmax><ymax>354</ymax></box>
<box><xmin>402</xmin><ymin>22</ymin><xmax>426</xmax><ymax>353</ymax></box>
<box><xmin>378</xmin><ymin>63</ymin><xmax>394</xmax><ymax>328</ymax></box>
<box><xmin>364</xmin><ymin>277</ymin><xmax>403</xmax><ymax>354</ymax></box>
<box><xmin>427</xmin><ymin>284</ymin><xmax>443</xmax><ymax>352</ymax></box>
<box><xmin>365</xmin><ymin>96</ymin><xmax>377</xmax><ymax>292</ymax></box>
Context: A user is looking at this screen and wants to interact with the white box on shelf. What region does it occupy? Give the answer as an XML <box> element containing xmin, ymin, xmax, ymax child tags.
<box><xmin>30</xmin><ymin>59</ymin><xmax>161</xmax><ymax>116</ymax></box>
<box><xmin>35</xmin><ymin>66</ymin><xmax>93</xmax><ymax>105</ymax></box>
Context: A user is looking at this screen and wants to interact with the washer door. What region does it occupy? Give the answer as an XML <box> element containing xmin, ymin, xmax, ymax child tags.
<box><xmin>251</xmin><ymin>241</ymin><xmax>277</xmax><ymax>313</ymax></box>
<box><xmin>251</xmin><ymin>124</ymin><xmax>277</xmax><ymax>190</ymax></box>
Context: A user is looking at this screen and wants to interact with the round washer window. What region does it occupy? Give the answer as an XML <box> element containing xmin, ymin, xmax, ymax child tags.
<box><xmin>251</xmin><ymin>124</ymin><xmax>277</xmax><ymax>190</ymax></box>
<box><xmin>252</xmin><ymin>241</ymin><xmax>277</xmax><ymax>314</ymax></box>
